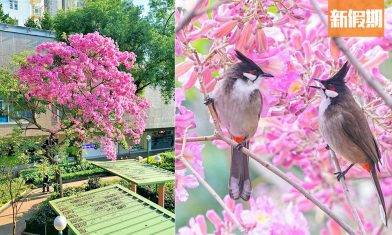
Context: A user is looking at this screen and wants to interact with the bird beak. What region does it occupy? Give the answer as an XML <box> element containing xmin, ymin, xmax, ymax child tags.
<box><xmin>308</xmin><ymin>85</ymin><xmax>323</xmax><ymax>90</ymax></box>
<box><xmin>262</xmin><ymin>72</ymin><xmax>274</xmax><ymax>78</ymax></box>
<box><xmin>309</xmin><ymin>79</ymin><xmax>325</xmax><ymax>90</ymax></box>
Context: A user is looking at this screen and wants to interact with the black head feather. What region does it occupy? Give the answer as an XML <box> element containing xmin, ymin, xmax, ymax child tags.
<box><xmin>235</xmin><ymin>50</ymin><xmax>264</xmax><ymax>74</ymax></box>
<box><xmin>321</xmin><ymin>61</ymin><xmax>350</xmax><ymax>86</ymax></box>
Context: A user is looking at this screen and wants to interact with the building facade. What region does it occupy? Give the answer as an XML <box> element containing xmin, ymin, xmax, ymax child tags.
<box><xmin>1</xmin><ymin>0</ymin><xmax>83</xmax><ymax>26</ymax></box>
<box><xmin>83</xmin><ymin>87</ymin><xmax>175</xmax><ymax>159</ymax></box>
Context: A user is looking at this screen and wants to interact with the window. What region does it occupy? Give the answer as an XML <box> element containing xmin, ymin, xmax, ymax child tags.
<box><xmin>33</xmin><ymin>6</ymin><xmax>42</xmax><ymax>16</ymax></box>
<box><xmin>9</xmin><ymin>0</ymin><xmax>18</xmax><ymax>10</ymax></box>
<box><xmin>0</xmin><ymin>99</ymin><xmax>33</xmax><ymax>124</ymax></box>
<box><xmin>0</xmin><ymin>100</ymin><xmax>9</xmax><ymax>123</ymax></box>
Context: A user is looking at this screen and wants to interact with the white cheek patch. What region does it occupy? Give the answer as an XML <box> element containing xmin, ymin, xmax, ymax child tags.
<box><xmin>243</xmin><ymin>72</ymin><xmax>257</xmax><ymax>81</ymax></box>
<box><xmin>325</xmin><ymin>89</ymin><xmax>338</xmax><ymax>98</ymax></box>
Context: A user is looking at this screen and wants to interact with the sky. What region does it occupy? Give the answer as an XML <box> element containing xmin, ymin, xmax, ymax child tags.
<box><xmin>132</xmin><ymin>0</ymin><xmax>150</xmax><ymax>15</ymax></box>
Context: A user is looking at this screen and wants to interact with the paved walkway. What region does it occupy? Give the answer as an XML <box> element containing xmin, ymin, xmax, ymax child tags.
<box><xmin>0</xmin><ymin>176</ymin><xmax>120</xmax><ymax>235</ymax></box>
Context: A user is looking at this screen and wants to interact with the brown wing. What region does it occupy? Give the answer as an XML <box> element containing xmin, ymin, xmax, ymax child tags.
<box><xmin>340</xmin><ymin>108</ymin><xmax>380</xmax><ymax>164</ymax></box>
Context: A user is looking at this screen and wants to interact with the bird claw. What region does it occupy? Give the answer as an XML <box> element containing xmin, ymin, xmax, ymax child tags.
<box><xmin>334</xmin><ymin>171</ymin><xmax>345</xmax><ymax>181</ymax></box>
<box><xmin>204</xmin><ymin>96</ymin><xmax>214</xmax><ymax>105</ymax></box>
<box><xmin>235</xmin><ymin>143</ymin><xmax>245</xmax><ymax>150</ymax></box>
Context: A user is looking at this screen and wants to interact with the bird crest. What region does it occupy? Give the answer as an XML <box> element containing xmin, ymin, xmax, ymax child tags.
<box><xmin>234</xmin><ymin>50</ymin><xmax>263</xmax><ymax>72</ymax></box>
<box><xmin>323</xmin><ymin>61</ymin><xmax>350</xmax><ymax>85</ymax></box>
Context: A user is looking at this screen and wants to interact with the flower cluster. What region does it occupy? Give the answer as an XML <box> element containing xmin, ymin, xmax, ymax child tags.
<box><xmin>176</xmin><ymin>0</ymin><xmax>392</xmax><ymax>233</ymax></box>
<box><xmin>18</xmin><ymin>32</ymin><xmax>149</xmax><ymax>160</ymax></box>
<box><xmin>178</xmin><ymin>195</ymin><xmax>309</xmax><ymax>234</ymax></box>
<box><xmin>175</xmin><ymin>88</ymin><xmax>205</xmax><ymax>202</ymax></box>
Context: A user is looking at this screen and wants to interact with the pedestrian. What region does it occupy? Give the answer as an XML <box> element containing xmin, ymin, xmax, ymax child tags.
<box><xmin>43</xmin><ymin>174</ymin><xmax>50</xmax><ymax>193</ymax></box>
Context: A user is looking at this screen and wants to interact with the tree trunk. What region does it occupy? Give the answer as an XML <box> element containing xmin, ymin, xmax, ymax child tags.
<box><xmin>56</xmin><ymin>171</ymin><xmax>63</xmax><ymax>198</ymax></box>
<box><xmin>46</xmin><ymin>134</ymin><xmax>64</xmax><ymax>197</ymax></box>
<box><xmin>12</xmin><ymin>202</ymin><xmax>16</xmax><ymax>235</ymax></box>
<box><xmin>8</xmin><ymin>181</ymin><xmax>16</xmax><ymax>235</ymax></box>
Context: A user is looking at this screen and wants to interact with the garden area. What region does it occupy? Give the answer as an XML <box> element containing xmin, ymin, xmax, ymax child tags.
<box><xmin>21</xmin><ymin>152</ymin><xmax>174</xmax><ymax>235</ymax></box>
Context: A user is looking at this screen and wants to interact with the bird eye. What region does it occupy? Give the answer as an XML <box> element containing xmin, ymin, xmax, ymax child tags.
<box><xmin>326</xmin><ymin>84</ymin><xmax>336</xmax><ymax>91</ymax></box>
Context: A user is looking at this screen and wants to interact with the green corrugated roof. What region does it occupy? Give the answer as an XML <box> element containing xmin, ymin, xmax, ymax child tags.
<box><xmin>90</xmin><ymin>159</ymin><xmax>174</xmax><ymax>185</ymax></box>
<box><xmin>49</xmin><ymin>184</ymin><xmax>175</xmax><ymax>235</ymax></box>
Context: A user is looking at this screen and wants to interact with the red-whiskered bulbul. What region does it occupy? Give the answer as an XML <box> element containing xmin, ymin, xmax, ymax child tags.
<box><xmin>205</xmin><ymin>50</ymin><xmax>273</xmax><ymax>201</ymax></box>
<box><xmin>311</xmin><ymin>62</ymin><xmax>387</xmax><ymax>226</ymax></box>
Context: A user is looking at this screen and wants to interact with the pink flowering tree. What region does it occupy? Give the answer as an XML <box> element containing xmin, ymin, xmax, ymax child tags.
<box><xmin>176</xmin><ymin>0</ymin><xmax>392</xmax><ymax>234</ymax></box>
<box><xmin>0</xmin><ymin>32</ymin><xmax>149</xmax><ymax>196</ymax></box>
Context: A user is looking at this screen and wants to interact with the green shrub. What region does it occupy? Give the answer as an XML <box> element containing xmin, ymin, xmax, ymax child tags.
<box><xmin>62</xmin><ymin>168</ymin><xmax>108</xmax><ymax>182</ymax></box>
<box><xmin>61</xmin><ymin>160</ymin><xmax>99</xmax><ymax>173</ymax></box>
<box><xmin>146</xmin><ymin>151</ymin><xmax>174</xmax><ymax>172</ymax></box>
<box><xmin>21</xmin><ymin>163</ymin><xmax>107</xmax><ymax>186</ymax></box>
<box><xmin>86</xmin><ymin>176</ymin><xmax>101</xmax><ymax>190</ymax></box>
<box><xmin>0</xmin><ymin>181</ymin><xmax>29</xmax><ymax>208</ymax></box>
<box><xmin>164</xmin><ymin>181</ymin><xmax>174</xmax><ymax>212</ymax></box>
<box><xmin>20</xmin><ymin>168</ymin><xmax>45</xmax><ymax>185</ymax></box>
<box><xmin>24</xmin><ymin>200</ymin><xmax>62</xmax><ymax>235</ymax></box>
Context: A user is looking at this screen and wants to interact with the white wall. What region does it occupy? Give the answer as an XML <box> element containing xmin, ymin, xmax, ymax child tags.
<box><xmin>2</xmin><ymin>0</ymin><xmax>32</xmax><ymax>26</ymax></box>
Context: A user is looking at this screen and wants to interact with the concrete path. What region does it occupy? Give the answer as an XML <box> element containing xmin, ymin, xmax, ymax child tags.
<box><xmin>0</xmin><ymin>176</ymin><xmax>120</xmax><ymax>235</ymax></box>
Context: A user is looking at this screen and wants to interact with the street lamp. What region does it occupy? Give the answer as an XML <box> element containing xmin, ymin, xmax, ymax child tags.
<box><xmin>146</xmin><ymin>134</ymin><xmax>151</xmax><ymax>157</ymax></box>
<box><xmin>54</xmin><ymin>216</ymin><xmax>67</xmax><ymax>235</ymax></box>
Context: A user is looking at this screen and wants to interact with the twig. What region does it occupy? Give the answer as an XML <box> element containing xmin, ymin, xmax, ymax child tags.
<box><xmin>329</xmin><ymin>150</ymin><xmax>365</xmax><ymax>235</ymax></box>
<box><xmin>175</xmin><ymin>135</ymin><xmax>217</xmax><ymax>143</ymax></box>
<box><xmin>178</xmin><ymin>125</ymin><xmax>245</xmax><ymax>231</ymax></box>
<box><xmin>175</xmin><ymin>0</ymin><xmax>229</xmax><ymax>33</ymax></box>
<box><xmin>308</xmin><ymin>0</ymin><xmax>392</xmax><ymax>109</ymax></box>
<box><xmin>216</xmin><ymin>132</ymin><xmax>355</xmax><ymax>235</ymax></box>
<box><xmin>179</xmin><ymin>157</ymin><xmax>244</xmax><ymax>231</ymax></box>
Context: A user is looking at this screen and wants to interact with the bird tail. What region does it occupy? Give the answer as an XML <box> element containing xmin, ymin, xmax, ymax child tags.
<box><xmin>229</xmin><ymin>141</ymin><xmax>251</xmax><ymax>201</ymax></box>
<box><xmin>370</xmin><ymin>163</ymin><xmax>388</xmax><ymax>226</ymax></box>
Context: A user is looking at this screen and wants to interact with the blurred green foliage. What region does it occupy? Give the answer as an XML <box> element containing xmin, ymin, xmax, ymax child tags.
<box><xmin>24</xmin><ymin>17</ymin><xmax>40</xmax><ymax>28</ymax></box>
<box><xmin>21</xmin><ymin>160</ymin><xmax>107</xmax><ymax>186</ymax></box>
<box><xmin>0</xmin><ymin>4</ymin><xmax>17</xmax><ymax>25</ymax></box>
<box><xmin>146</xmin><ymin>151</ymin><xmax>174</xmax><ymax>172</ymax></box>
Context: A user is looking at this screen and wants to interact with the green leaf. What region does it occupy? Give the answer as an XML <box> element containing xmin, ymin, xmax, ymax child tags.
<box><xmin>185</xmin><ymin>87</ymin><xmax>199</xmax><ymax>102</ymax></box>
<box><xmin>211</xmin><ymin>70</ymin><xmax>220</xmax><ymax>78</ymax></box>
<box><xmin>267</xmin><ymin>5</ymin><xmax>279</xmax><ymax>14</ymax></box>
<box><xmin>191</xmin><ymin>38</ymin><xmax>212</xmax><ymax>55</ymax></box>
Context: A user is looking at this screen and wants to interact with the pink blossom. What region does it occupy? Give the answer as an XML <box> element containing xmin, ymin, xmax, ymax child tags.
<box><xmin>177</xmin><ymin>0</ymin><xmax>392</xmax><ymax>232</ymax></box>
<box><xmin>18</xmin><ymin>32</ymin><xmax>149</xmax><ymax>159</ymax></box>
<box><xmin>175</xmin><ymin>88</ymin><xmax>205</xmax><ymax>202</ymax></box>
<box><xmin>178</xmin><ymin>215</ymin><xmax>208</xmax><ymax>235</ymax></box>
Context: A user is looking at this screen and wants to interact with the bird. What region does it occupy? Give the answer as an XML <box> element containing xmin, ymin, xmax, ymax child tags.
<box><xmin>205</xmin><ymin>50</ymin><xmax>273</xmax><ymax>201</ymax></box>
<box><xmin>310</xmin><ymin>62</ymin><xmax>387</xmax><ymax>226</ymax></box>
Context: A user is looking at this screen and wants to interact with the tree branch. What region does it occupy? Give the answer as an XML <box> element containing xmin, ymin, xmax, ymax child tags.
<box><xmin>329</xmin><ymin>150</ymin><xmax>365</xmax><ymax>234</ymax></box>
<box><xmin>216</xmin><ymin>132</ymin><xmax>354</xmax><ymax>234</ymax></box>
<box><xmin>175</xmin><ymin>0</ymin><xmax>230</xmax><ymax>33</ymax></box>
<box><xmin>136</xmin><ymin>82</ymin><xmax>152</xmax><ymax>93</ymax></box>
<box><xmin>175</xmin><ymin>135</ymin><xmax>217</xmax><ymax>143</ymax></box>
<box><xmin>163</xmin><ymin>11</ymin><xmax>175</xmax><ymax>34</ymax></box>
<box><xmin>178</xmin><ymin>125</ymin><xmax>244</xmax><ymax>231</ymax></box>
